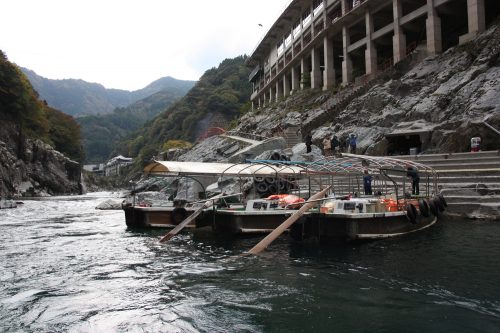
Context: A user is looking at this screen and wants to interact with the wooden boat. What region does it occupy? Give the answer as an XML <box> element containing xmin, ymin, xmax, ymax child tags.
<box><xmin>124</xmin><ymin>155</ymin><xmax>446</xmax><ymax>242</ymax></box>
<box><xmin>286</xmin><ymin>154</ymin><xmax>446</xmax><ymax>241</ymax></box>
<box><xmin>122</xmin><ymin>161</ymin><xmax>222</xmax><ymax>228</ymax></box>
<box><xmin>122</xmin><ymin>160</ymin><xmax>304</xmax><ymax>230</ymax></box>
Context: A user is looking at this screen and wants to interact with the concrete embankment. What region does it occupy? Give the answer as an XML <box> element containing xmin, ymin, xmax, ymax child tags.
<box><xmin>398</xmin><ymin>150</ymin><xmax>500</xmax><ymax>220</ymax></box>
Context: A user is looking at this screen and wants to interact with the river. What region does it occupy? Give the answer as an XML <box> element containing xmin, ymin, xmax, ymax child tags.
<box><xmin>0</xmin><ymin>193</ymin><xmax>499</xmax><ymax>332</ymax></box>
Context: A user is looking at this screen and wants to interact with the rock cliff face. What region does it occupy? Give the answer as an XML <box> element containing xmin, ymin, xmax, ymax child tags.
<box><xmin>233</xmin><ymin>23</ymin><xmax>500</xmax><ymax>155</ymax></box>
<box><xmin>0</xmin><ymin>123</ymin><xmax>81</xmax><ymax>198</ymax></box>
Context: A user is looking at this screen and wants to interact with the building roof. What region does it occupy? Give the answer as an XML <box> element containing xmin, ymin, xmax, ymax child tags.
<box><xmin>246</xmin><ymin>0</ymin><xmax>306</xmax><ymax>67</ymax></box>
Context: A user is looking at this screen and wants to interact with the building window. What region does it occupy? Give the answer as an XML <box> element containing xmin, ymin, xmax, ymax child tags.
<box><xmin>313</xmin><ymin>0</ymin><xmax>324</xmax><ymax>17</ymax></box>
<box><xmin>293</xmin><ymin>20</ymin><xmax>301</xmax><ymax>38</ymax></box>
<box><xmin>284</xmin><ymin>33</ymin><xmax>292</xmax><ymax>48</ymax></box>
<box><xmin>277</xmin><ymin>41</ymin><xmax>284</xmax><ymax>56</ymax></box>
<box><xmin>302</xmin><ymin>10</ymin><xmax>311</xmax><ymax>27</ymax></box>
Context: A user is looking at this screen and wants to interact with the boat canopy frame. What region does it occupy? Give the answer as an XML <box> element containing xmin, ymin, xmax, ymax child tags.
<box><xmin>142</xmin><ymin>154</ymin><xmax>438</xmax><ymax>203</ymax></box>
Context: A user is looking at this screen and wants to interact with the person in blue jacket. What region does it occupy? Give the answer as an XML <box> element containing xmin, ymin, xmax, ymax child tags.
<box><xmin>363</xmin><ymin>169</ymin><xmax>373</xmax><ymax>195</ymax></box>
<box><xmin>406</xmin><ymin>164</ymin><xmax>420</xmax><ymax>195</ymax></box>
<box><xmin>349</xmin><ymin>133</ymin><xmax>358</xmax><ymax>154</ymax></box>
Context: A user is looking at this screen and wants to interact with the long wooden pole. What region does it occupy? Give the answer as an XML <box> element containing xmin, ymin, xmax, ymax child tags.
<box><xmin>159</xmin><ymin>193</ymin><xmax>227</xmax><ymax>243</ymax></box>
<box><xmin>246</xmin><ymin>186</ymin><xmax>331</xmax><ymax>255</ymax></box>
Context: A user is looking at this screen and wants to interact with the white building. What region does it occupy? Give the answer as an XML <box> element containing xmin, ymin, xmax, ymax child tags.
<box><xmin>104</xmin><ymin>155</ymin><xmax>133</xmax><ymax>176</ymax></box>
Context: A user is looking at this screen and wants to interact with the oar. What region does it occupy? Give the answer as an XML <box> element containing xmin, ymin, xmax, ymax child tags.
<box><xmin>246</xmin><ymin>186</ymin><xmax>331</xmax><ymax>255</ymax></box>
<box><xmin>159</xmin><ymin>193</ymin><xmax>224</xmax><ymax>243</ymax></box>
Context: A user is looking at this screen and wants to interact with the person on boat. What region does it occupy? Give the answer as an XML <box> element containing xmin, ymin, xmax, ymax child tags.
<box><xmin>330</xmin><ymin>135</ymin><xmax>340</xmax><ymax>154</ymax></box>
<box><xmin>305</xmin><ymin>133</ymin><xmax>312</xmax><ymax>153</ymax></box>
<box><xmin>363</xmin><ymin>170</ymin><xmax>373</xmax><ymax>195</ymax></box>
<box><xmin>349</xmin><ymin>133</ymin><xmax>358</xmax><ymax>154</ymax></box>
<box><xmin>322</xmin><ymin>136</ymin><xmax>331</xmax><ymax>156</ymax></box>
<box><xmin>406</xmin><ymin>164</ymin><xmax>420</xmax><ymax>195</ymax></box>
<box><xmin>345</xmin><ymin>136</ymin><xmax>350</xmax><ymax>153</ymax></box>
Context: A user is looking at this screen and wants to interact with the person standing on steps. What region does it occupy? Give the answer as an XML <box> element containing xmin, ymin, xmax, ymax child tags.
<box><xmin>305</xmin><ymin>133</ymin><xmax>312</xmax><ymax>153</ymax></box>
<box><xmin>349</xmin><ymin>133</ymin><xmax>358</xmax><ymax>154</ymax></box>
<box><xmin>363</xmin><ymin>169</ymin><xmax>373</xmax><ymax>195</ymax></box>
<box><xmin>331</xmin><ymin>135</ymin><xmax>340</xmax><ymax>154</ymax></box>
<box><xmin>406</xmin><ymin>164</ymin><xmax>420</xmax><ymax>195</ymax></box>
<box><xmin>323</xmin><ymin>136</ymin><xmax>331</xmax><ymax>156</ymax></box>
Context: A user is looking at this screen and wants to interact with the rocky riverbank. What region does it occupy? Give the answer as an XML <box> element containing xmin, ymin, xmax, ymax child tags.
<box><xmin>0</xmin><ymin>122</ymin><xmax>82</xmax><ymax>198</ymax></box>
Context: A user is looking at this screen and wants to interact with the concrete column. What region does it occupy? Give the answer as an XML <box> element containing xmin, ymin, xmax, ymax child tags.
<box><xmin>341</xmin><ymin>0</ymin><xmax>348</xmax><ymax>15</ymax></box>
<box><xmin>323</xmin><ymin>0</ymin><xmax>328</xmax><ymax>29</ymax></box>
<box><xmin>342</xmin><ymin>25</ymin><xmax>353</xmax><ymax>85</ymax></box>
<box><xmin>468</xmin><ymin>0</ymin><xmax>486</xmax><ymax>33</ymax></box>
<box><xmin>426</xmin><ymin>0</ymin><xmax>442</xmax><ymax>55</ymax></box>
<box><xmin>323</xmin><ymin>36</ymin><xmax>335</xmax><ymax>90</ymax></box>
<box><xmin>268</xmin><ymin>88</ymin><xmax>273</xmax><ymax>104</ymax></box>
<box><xmin>301</xmin><ymin>57</ymin><xmax>310</xmax><ymax>89</ymax></box>
<box><xmin>283</xmin><ymin>74</ymin><xmax>291</xmax><ymax>97</ymax></box>
<box><xmin>365</xmin><ymin>10</ymin><xmax>377</xmax><ymax>75</ymax></box>
<box><xmin>393</xmin><ymin>0</ymin><xmax>406</xmax><ymax>63</ymax></box>
<box><xmin>276</xmin><ymin>81</ymin><xmax>281</xmax><ymax>100</ymax></box>
<box><xmin>460</xmin><ymin>0</ymin><xmax>486</xmax><ymax>43</ymax></box>
<box><xmin>311</xmin><ymin>47</ymin><xmax>322</xmax><ymax>89</ymax></box>
<box><xmin>291</xmin><ymin>65</ymin><xmax>300</xmax><ymax>93</ymax></box>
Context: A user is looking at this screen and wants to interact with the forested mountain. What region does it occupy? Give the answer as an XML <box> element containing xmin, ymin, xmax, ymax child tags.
<box><xmin>0</xmin><ymin>50</ymin><xmax>83</xmax><ymax>162</ymax></box>
<box><xmin>21</xmin><ymin>68</ymin><xmax>195</xmax><ymax>116</ymax></box>
<box><xmin>114</xmin><ymin>56</ymin><xmax>252</xmax><ymax>167</ymax></box>
<box><xmin>78</xmin><ymin>87</ymin><xmax>190</xmax><ymax>163</ymax></box>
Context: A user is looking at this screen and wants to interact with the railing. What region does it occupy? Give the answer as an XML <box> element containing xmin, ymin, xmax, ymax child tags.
<box><xmin>197</xmin><ymin>127</ymin><xmax>227</xmax><ymax>142</ymax></box>
<box><xmin>345</xmin><ymin>0</ymin><xmax>367</xmax><ymax>14</ymax></box>
<box><xmin>483</xmin><ymin>121</ymin><xmax>500</xmax><ymax>137</ymax></box>
<box><xmin>225</xmin><ymin>130</ymin><xmax>269</xmax><ymax>142</ymax></box>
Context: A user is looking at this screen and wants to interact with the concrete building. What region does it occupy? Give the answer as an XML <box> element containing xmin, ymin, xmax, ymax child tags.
<box><xmin>83</xmin><ymin>163</ymin><xmax>105</xmax><ymax>176</ymax></box>
<box><xmin>247</xmin><ymin>0</ymin><xmax>499</xmax><ymax>109</ymax></box>
<box><xmin>104</xmin><ymin>155</ymin><xmax>133</xmax><ymax>176</ymax></box>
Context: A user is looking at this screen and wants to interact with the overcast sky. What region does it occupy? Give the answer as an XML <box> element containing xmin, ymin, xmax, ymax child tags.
<box><xmin>1</xmin><ymin>0</ymin><xmax>290</xmax><ymax>91</ymax></box>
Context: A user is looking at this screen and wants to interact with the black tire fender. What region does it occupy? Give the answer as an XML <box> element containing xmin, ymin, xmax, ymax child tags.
<box><xmin>265</xmin><ymin>177</ymin><xmax>277</xmax><ymax>184</ymax></box>
<box><xmin>268</xmin><ymin>184</ymin><xmax>277</xmax><ymax>195</ymax></box>
<box><xmin>171</xmin><ymin>207</ymin><xmax>188</xmax><ymax>225</ymax></box>
<box><xmin>276</xmin><ymin>180</ymin><xmax>287</xmax><ymax>192</ymax></box>
<box><xmin>256</xmin><ymin>182</ymin><xmax>269</xmax><ymax>194</ymax></box>
<box><xmin>438</xmin><ymin>194</ymin><xmax>448</xmax><ymax>208</ymax></box>
<box><xmin>406</xmin><ymin>204</ymin><xmax>417</xmax><ymax>224</ymax></box>
<box><xmin>434</xmin><ymin>197</ymin><xmax>444</xmax><ymax>212</ymax></box>
<box><xmin>270</xmin><ymin>151</ymin><xmax>281</xmax><ymax>160</ymax></box>
<box><xmin>428</xmin><ymin>200</ymin><xmax>440</xmax><ymax>217</ymax></box>
<box><xmin>418</xmin><ymin>199</ymin><xmax>430</xmax><ymax>217</ymax></box>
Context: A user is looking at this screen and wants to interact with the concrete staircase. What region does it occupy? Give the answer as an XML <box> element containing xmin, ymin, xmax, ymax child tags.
<box><xmin>282</xmin><ymin>126</ymin><xmax>303</xmax><ymax>148</ymax></box>
<box><xmin>397</xmin><ymin>150</ymin><xmax>500</xmax><ymax>220</ymax></box>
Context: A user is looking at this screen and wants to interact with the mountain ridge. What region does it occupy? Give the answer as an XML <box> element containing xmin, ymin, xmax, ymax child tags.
<box><xmin>21</xmin><ymin>68</ymin><xmax>196</xmax><ymax>116</ymax></box>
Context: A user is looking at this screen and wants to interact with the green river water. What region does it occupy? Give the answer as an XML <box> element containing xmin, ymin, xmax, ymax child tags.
<box><xmin>0</xmin><ymin>193</ymin><xmax>499</xmax><ymax>332</ymax></box>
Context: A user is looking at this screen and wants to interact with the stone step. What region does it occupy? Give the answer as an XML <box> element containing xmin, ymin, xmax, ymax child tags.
<box><xmin>396</xmin><ymin>150</ymin><xmax>500</xmax><ymax>161</ymax></box>
<box><xmin>429</xmin><ymin>162</ymin><xmax>500</xmax><ymax>170</ymax></box>
<box><xmin>436</xmin><ymin>169</ymin><xmax>500</xmax><ymax>177</ymax></box>
<box><xmin>444</xmin><ymin>195</ymin><xmax>500</xmax><ymax>203</ymax></box>
<box><xmin>439</xmin><ymin>186</ymin><xmax>500</xmax><ymax>195</ymax></box>
<box><xmin>446</xmin><ymin>202</ymin><xmax>500</xmax><ymax>220</ymax></box>
<box><xmin>436</xmin><ymin>175</ymin><xmax>500</xmax><ymax>183</ymax></box>
<box><xmin>416</xmin><ymin>157</ymin><xmax>500</xmax><ymax>166</ymax></box>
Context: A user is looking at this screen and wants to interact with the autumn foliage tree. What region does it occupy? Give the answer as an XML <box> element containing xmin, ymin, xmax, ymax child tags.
<box><xmin>0</xmin><ymin>50</ymin><xmax>83</xmax><ymax>162</ymax></box>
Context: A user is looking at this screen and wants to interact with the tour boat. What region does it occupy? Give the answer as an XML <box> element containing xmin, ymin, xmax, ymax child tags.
<box><xmin>211</xmin><ymin>154</ymin><xmax>446</xmax><ymax>240</ymax></box>
<box><xmin>122</xmin><ymin>160</ymin><xmax>305</xmax><ymax>230</ymax></box>
<box><xmin>124</xmin><ymin>155</ymin><xmax>446</xmax><ymax>242</ymax></box>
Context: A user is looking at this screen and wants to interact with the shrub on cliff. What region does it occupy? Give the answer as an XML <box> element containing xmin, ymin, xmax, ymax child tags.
<box><xmin>0</xmin><ymin>50</ymin><xmax>83</xmax><ymax>162</ymax></box>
